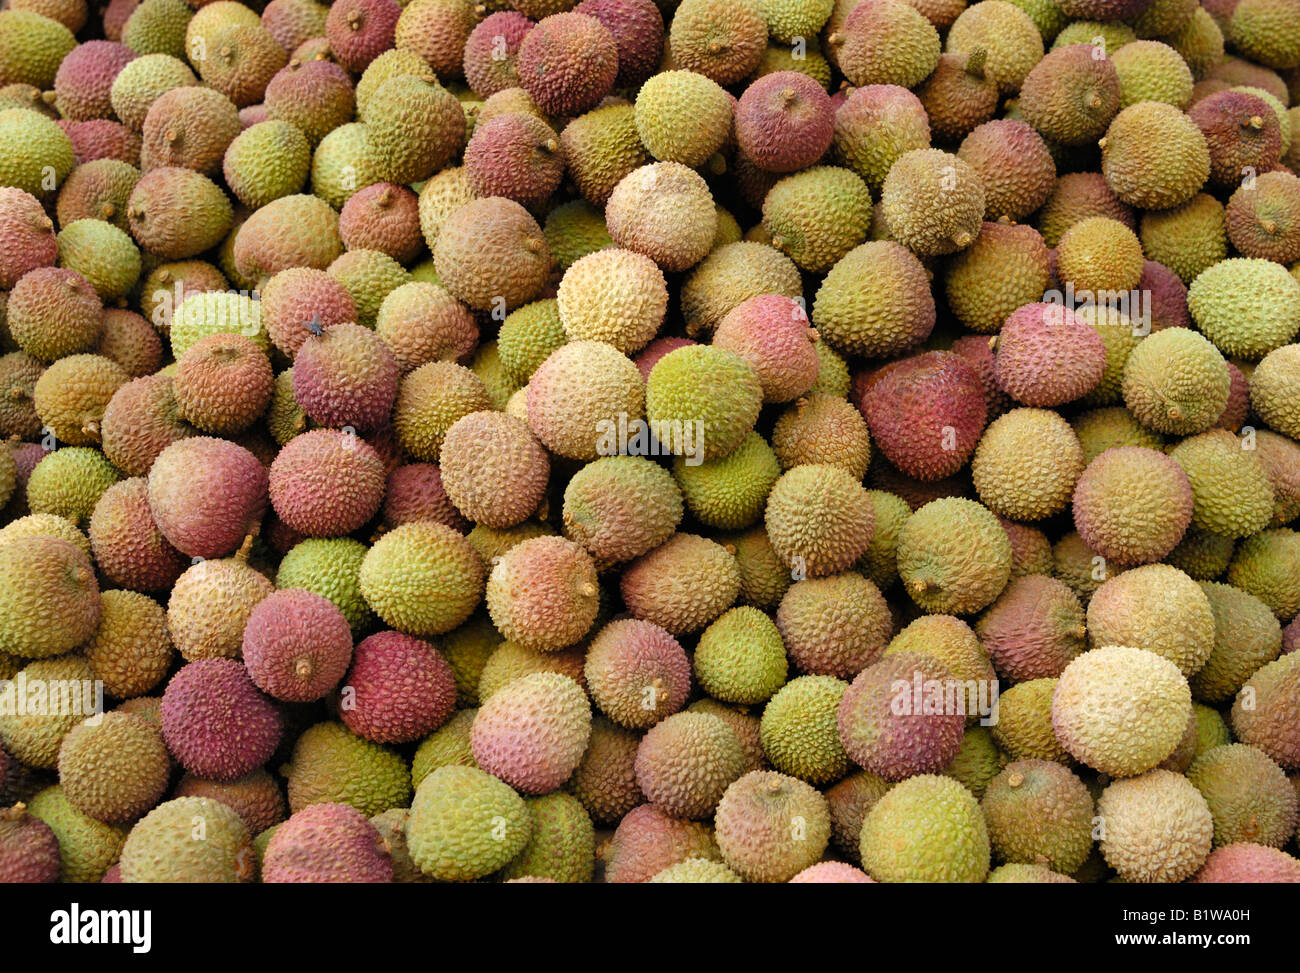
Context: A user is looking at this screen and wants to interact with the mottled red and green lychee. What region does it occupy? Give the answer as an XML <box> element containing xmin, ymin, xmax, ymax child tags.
<box><xmin>325</xmin><ymin>0</ymin><xmax>400</xmax><ymax>73</ymax></box>
<box><xmin>837</xmin><ymin>652</ymin><xmax>965</xmax><ymax>781</ymax></box>
<box><xmin>464</xmin><ymin>112</ymin><xmax>564</xmax><ymax>210</ymax></box>
<box><xmin>471</xmin><ymin>671</ymin><xmax>592</xmax><ymax>795</ymax></box>
<box><xmin>976</xmin><ymin>574</ymin><xmax>1087</xmax><ymax>682</ymax></box>
<box><xmin>634</xmin><ymin>710</ymin><xmax>747</xmax><ymax>819</ymax></box>
<box><xmin>242</xmin><ymin>588</ymin><xmax>353</xmax><ymax>703</ymax></box>
<box><xmin>439</xmin><ymin>411</ymin><xmax>550</xmax><ymax>529</ymax></box>
<box><xmin>172</xmin><ymin>332</ymin><xmax>273</xmax><ymax>436</ymax></box>
<box><xmin>993</xmin><ymin>302</ymin><xmax>1107</xmax><ymax>407</ymax></box>
<box><xmin>147</xmin><ymin>437</ymin><xmax>267</xmax><ymax>559</ymax></box>
<box><xmin>260</xmin><ymin>267</ymin><xmax>358</xmax><ymax>359</ymax></box>
<box><xmin>712</xmin><ymin>295</ymin><xmax>820</xmax><ymax>404</ymax></box>
<box><xmin>584</xmin><ymin>618</ymin><xmax>691</xmax><ymax>730</ymax></box>
<box><xmin>268</xmin><ymin>429</ymin><xmax>386</xmax><ymax>538</ymax></box>
<box><xmin>292</xmin><ymin>323</ymin><xmax>399</xmax><ymax>434</ymax></box>
<box><xmin>263</xmin><ymin>802</ymin><xmax>393</xmax><ymax>883</ymax></box>
<box><xmin>575</xmin><ymin>0</ymin><xmax>662</xmax><ymax>88</ymax></box>
<box><xmin>486</xmin><ymin>536</ymin><xmax>600</xmax><ymax>652</ymax></box>
<box><xmin>0</xmin><ymin>188</ymin><xmax>57</xmax><ymax>289</ymax></box>
<box><xmin>89</xmin><ymin>477</ymin><xmax>188</xmax><ymax>594</ymax></box>
<box><xmin>735</xmin><ymin>71</ymin><xmax>835</xmax><ymax>174</ymax></box>
<box><xmin>516</xmin><ymin>11</ymin><xmax>618</xmax><ymax>117</ymax></box>
<box><xmin>462</xmin><ymin>11</ymin><xmax>534</xmax><ymax>96</ymax></box>
<box><xmin>0</xmin><ymin>803</ymin><xmax>62</xmax><ymax>883</ymax></box>
<box><xmin>1073</xmin><ymin>446</ymin><xmax>1195</xmax><ymax>565</ymax></box>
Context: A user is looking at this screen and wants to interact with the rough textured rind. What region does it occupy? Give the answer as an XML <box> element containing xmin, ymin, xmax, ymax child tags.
<box><xmin>777</xmin><ymin>573</ymin><xmax>891</xmax><ymax>678</ymax></box>
<box><xmin>713</xmin><ymin>771</ymin><xmax>831</xmax><ymax>882</ymax></box>
<box><xmin>283</xmin><ymin>721</ymin><xmax>411</xmax><ymax>816</ymax></box>
<box><xmin>760</xmin><ymin>676</ymin><xmax>851</xmax><ymax>784</ymax></box>
<box><xmin>976</xmin><ymin>575</ymin><xmax>1087</xmax><ymax>682</ymax></box>
<box><xmin>981</xmin><ymin>760</ymin><xmax>1094</xmax><ymax>873</ymax></box>
<box><xmin>1193</xmin><ymin>843</ymin><xmax>1300</xmax><ymax>882</ymax></box>
<box><xmin>359</xmin><ymin>521</ymin><xmax>484</xmax><ymax>637</ymax></box>
<box><xmin>1231</xmin><ymin>653</ymin><xmax>1300</xmax><ymax>770</ymax></box>
<box><xmin>119</xmin><ymin>797</ymin><xmax>253</xmax><ymax>883</ymax></box>
<box><xmin>1097</xmin><ymin>770</ymin><xmax>1213</xmax><ymax>882</ymax></box>
<box><xmin>993</xmin><ymin>303</ymin><xmax>1107</xmax><ymax>408</ymax></box>
<box><xmin>1073</xmin><ymin>447</ymin><xmax>1194</xmax><ymax>565</ymax></box>
<box><xmin>897</xmin><ymin>498</ymin><xmax>1013</xmax><ymax>615</ymax></box>
<box><xmin>1052</xmin><ymin>646</ymin><xmax>1192</xmax><ymax>776</ymax></box>
<box><xmin>167</xmin><ymin>557</ymin><xmax>272</xmax><ymax>662</ymax></box>
<box><xmin>263</xmin><ymin>803</ymin><xmax>393</xmax><ymax>883</ymax></box>
<box><xmin>813</xmin><ymin>241</ymin><xmax>935</xmax><ymax>357</ymax></box>
<box><xmin>880</xmin><ymin>148</ymin><xmax>985</xmax><ymax>257</ymax></box>
<box><xmin>634</xmin><ymin>712</ymin><xmax>746</xmax><ymax>819</ymax></box>
<box><xmin>242</xmin><ymin>588</ymin><xmax>353</xmax><ymax>703</ymax></box>
<box><xmin>764</xmin><ymin>463</ymin><xmax>874</xmax><ymax>577</ymax></box>
<box><xmin>1100</xmin><ymin>101</ymin><xmax>1211</xmax><ymax>209</ymax></box>
<box><xmin>602</xmin><ymin>803</ymin><xmax>721</xmax><ymax>883</ymax></box>
<box><xmin>147</xmin><ymin>437</ymin><xmax>266</xmax><ymax>559</ymax></box>
<box><xmin>1187</xmin><ymin>743</ymin><xmax>1298</xmax><ymax>847</ymax></box>
<box><xmin>471</xmin><ymin>672</ymin><xmax>591</xmax><ymax>795</ymax></box>
<box><xmin>837</xmin><ymin>652</ymin><xmax>966</xmax><ymax>780</ymax></box>
<box><xmin>860</xmin><ymin>774</ymin><xmax>990</xmax><ymax>882</ymax></box>
<box><xmin>561</xmin><ymin>456</ymin><xmax>682</xmax><ymax>567</ymax></box>
<box><xmin>161</xmin><ymin>659</ymin><xmax>282</xmax><ymax>782</ymax></box>
<box><xmin>584</xmin><ymin>619</ymin><xmax>690</xmax><ymax>730</ymax></box>
<box><xmin>972</xmin><ymin>408</ymin><xmax>1084</xmax><ymax>522</ymax></box>
<box><xmin>406</xmin><ymin>765</ymin><xmax>531</xmax><ymax>882</ymax></box>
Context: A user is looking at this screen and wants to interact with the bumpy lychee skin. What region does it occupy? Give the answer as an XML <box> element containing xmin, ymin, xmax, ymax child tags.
<box><xmin>464</xmin><ymin>112</ymin><xmax>565</xmax><ymax>210</ymax></box>
<box><xmin>861</xmin><ymin>351</ymin><xmax>988</xmax><ymax>481</ymax></box>
<box><xmin>583</xmin><ymin>618</ymin><xmax>692</xmax><ymax>730</ymax></box>
<box><xmin>713</xmin><ymin>770</ymin><xmax>832</xmax><ymax>882</ymax></box>
<box><xmin>0</xmin><ymin>804</ymin><xmax>60</xmax><ymax>883</ymax></box>
<box><xmin>292</xmin><ymin>323</ymin><xmax>400</xmax><ymax>434</ymax></box>
<box><xmin>172</xmin><ymin>770</ymin><xmax>286</xmax><ymax>836</ymax></box>
<box><xmin>462</xmin><ymin>11</ymin><xmax>535</xmax><ymax>97</ymax></box>
<box><xmin>160</xmin><ymin>659</ymin><xmax>283</xmax><ymax>782</ymax></box>
<box><xmin>241</xmin><ymin>588</ymin><xmax>353</xmax><ymax>703</ymax></box>
<box><xmin>381</xmin><ymin>464</ymin><xmax>468</xmax><ymax>533</ymax></box>
<box><xmin>516</xmin><ymin>11</ymin><xmax>619</xmax><ymax>117</ymax></box>
<box><xmin>263</xmin><ymin>802</ymin><xmax>393</xmax><ymax>883</ymax></box>
<box><xmin>0</xmin><ymin>187</ymin><xmax>57</xmax><ymax>289</ymax></box>
<box><xmin>0</xmin><ymin>536</ymin><xmax>101</xmax><ymax>660</ymax></box>
<box><xmin>712</xmin><ymin>295</ymin><xmax>820</xmax><ymax>404</ymax></box>
<box><xmin>147</xmin><ymin>437</ymin><xmax>268</xmax><ymax>560</ymax></box>
<box><xmin>1072</xmin><ymin>446</ymin><xmax>1195</xmax><ymax>566</ymax></box>
<box><xmin>635</xmin><ymin>711</ymin><xmax>747</xmax><ymax>820</ymax></box>
<box><xmin>439</xmin><ymin>411</ymin><xmax>550</xmax><ymax>529</ymax></box>
<box><xmin>470</xmin><ymin>671</ymin><xmax>592</xmax><ymax>795</ymax></box>
<box><xmin>1052</xmin><ymin>646</ymin><xmax>1192</xmax><ymax>777</ymax></box>
<box><xmin>764</xmin><ymin>464</ymin><xmax>876</xmax><ymax>577</ymax></box>
<box><xmin>976</xmin><ymin>575</ymin><xmax>1088</xmax><ymax>683</ymax></box>
<box><xmin>993</xmin><ymin>302</ymin><xmax>1107</xmax><ymax>407</ymax></box>
<box><xmin>326</xmin><ymin>0</ymin><xmax>400</xmax><ymax>74</ymax></box>
<box><xmin>837</xmin><ymin>653</ymin><xmax>966</xmax><ymax>781</ymax></box>
<box><xmin>339</xmin><ymin>631</ymin><xmax>457</xmax><ymax>744</ymax></box>
<box><xmin>486</xmin><ymin>536</ymin><xmax>600</xmax><ymax>653</ymax></box>
<box><xmin>89</xmin><ymin>477</ymin><xmax>189</xmax><ymax>594</ymax></box>
<box><xmin>172</xmin><ymin>332</ymin><xmax>273</xmax><ymax>436</ymax></box>
<box><xmin>268</xmin><ymin>429</ymin><xmax>387</xmax><ymax>538</ymax></box>
<box><xmin>1193</xmin><ymin>843</ymin><xmax>1300</xmax><ymax>882</ymax></box>
<box><xmin>261</xmin><ymin>268</ymin><xmax>357</xmax><ymax>359</ymax></box>
<box><xmin>735</xmin><ymin>71</ymin><xmax>836</xmax><ymax>174</ymax></box>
